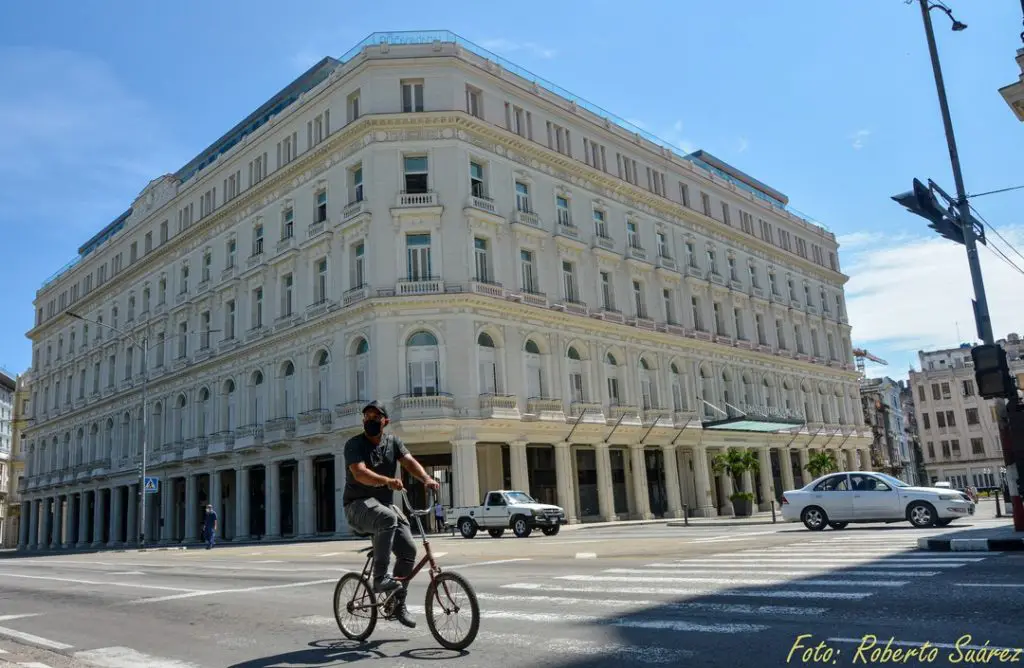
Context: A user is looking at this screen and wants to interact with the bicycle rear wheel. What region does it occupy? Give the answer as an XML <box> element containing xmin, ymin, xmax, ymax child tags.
<box><xmin>333</xmin><ymin>573</ymin><xmax>378</xmax><ymax>641</ymax></box>
<box><xmin>425</xmin><ymin>571</ymin><xmax>480</xmax><ymax>650</ymax></box>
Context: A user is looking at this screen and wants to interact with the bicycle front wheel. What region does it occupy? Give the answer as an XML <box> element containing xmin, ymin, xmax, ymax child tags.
<box><xmin>333</xmin><ymin>573</ymin><xmax>378</xmax><ymax>641</ymax></box>
<box><xmin>425</xmin><ymin>570</ymin><xmax>480</xmax><ymax>651</ymax></box>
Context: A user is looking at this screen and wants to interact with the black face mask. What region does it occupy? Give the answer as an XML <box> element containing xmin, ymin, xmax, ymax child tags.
<box><xmin>364</xmin><ymin>419</ymin><xmax>383</xmax><ymax>437</ymax></box>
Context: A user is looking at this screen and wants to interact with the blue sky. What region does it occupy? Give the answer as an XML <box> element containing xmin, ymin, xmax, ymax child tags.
<box><xmin>2</xmin><ymin>0</ymin><xmax>1023</xmax><ymax>382</ymax></box>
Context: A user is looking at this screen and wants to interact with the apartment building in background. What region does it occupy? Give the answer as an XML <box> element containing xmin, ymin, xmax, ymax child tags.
<box><xmin>16</xmin><ymin>31</ymin><xmax>869</xmax><ymax>551</ymax></box>
<box><xmin>999</xmin><ymin>44</ymin><xmax>1024</xmax><ymax>121</ymax></box>
<box><xmin>0</xmin><ymin>367</ymin><xmax>15</xmax><ymax>545</ymax></box>
<box><xmin>908</xmin><ymin>334</ymin><xmax>1024</xmax><ymax>489</ymax></box>
<box><xmin>859</xmin><ymin>376</ymin><xmax>917</xmax><ymax>484</ymax></box>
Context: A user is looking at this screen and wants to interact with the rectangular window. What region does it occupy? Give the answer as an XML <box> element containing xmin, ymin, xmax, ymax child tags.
<box><xmin>633</xmin><ymin>280</ymin><xmax>646</xmax><ymax>319</ymax></box>
<box><xmin>465</xmin><ymin>85</ymin><xmax>482</xmax><ymax>118</ymax></box>
<box><xmin>315</xmin><ymin>191</ymin><xmax>327</xmax><ymax>223</ymax></box>
<box><xmin>962</xmin><ymin>379</ymin><xmax>975</xmax><ymax>396</ymax></box>
<box><xmin>225</xmin><ymin>301</ymin><xmax>235</xmax><ymax>339</ymax></box>
<box><xmin>733</xmin><ymin>307</ymin><xmax>744</xmax><ymax>340</ymax></box>
<box><xmin>520</xmin><ymin>249</ymin><xmax>536</xmax><ymax>293</ymax></box>
<box><xmin>922</xmin><ymin>413</ymin><xmax>931</xmax><ymax>430</ymax></box>
<box><xmin>352</xmin><ymin>165</ymin><xmax>363</xmax><ymax>203</ymax></box>
<box><xmin>351</xmin><ymin>243</ymin><xmax>365</xmax><ymax>288</ymax></box>
<box><xmin>600</xmin><ymin>271</ymin><xmax>614</xmax><ymax>310</ymax></box>
<box><xmin>515</xmin><ymin>182</ymin><xmax>530</xmax><ymax>212</ymax></box>
<box><xmin>281</xmin><ymin>208</ymin><xmax>294</xmax><ymax>239</ymax></box>
<box><xmin>656</xmin><ymin>231</ymin><xmax>669</xmax><ymax>257</ymax></box>
<box><xmin>663</xmin><ymin>289</ymin><xmax>674</xmax><ymax>324</ymax></box>
<box><xmin>281</xmin><ymin>274</ymin><xmax>293</xmax><ymax>317</ymax></box>
<box><xmin>470</xmin><ymin>161</ymin><xmax>485</xmax><ymax>198</ymax></box>
<box><xmin>474</xmin><ymin>237</ymin><xmax>489</xmax><ymax>282</ymax></box>
<box><xmin>971</xmin><ymin>438</ymin><xmax>984</xmax><ymax>455</ymax></box>
<box><xmin>562</xmin><ymin>261</ymin><xmax>578</xmax><ymax>302</ymax></box>
<box><xmin>403</xmin><ymin>156</ymin><xmax>428</xmax><ymax>193</ymax></box>
<box><xmin>626</xmin><ymin>221</ymin><xmax>639</xmax><ymax>249</ymax></box>
<box><xmin>966</xmin><ymin>407</ymin><xmax>979</xmax><ymax>425</ymax></box>
<box><xmin>316</xmin><ymin>258</ymin><xmax>328</xmax><ymax>304</ymax></box>
<box><xmin>401</xmin><ymin>79</ymin><xmax>424</xmax><ymax>113</ymax></box>
<box><xmin>406</xmin><ymin>233</ymin><xmax>432</xmax><ymax>281</ymax></box>
<box><xmin>556</xmin><ymin>196</ymin><xmax>570</xmax><ymax>226</ymax></box>
<box><xmin>593</xmin><ymin>210</ymin><xmax>607</xmax><ymax>237</ymax></box>
<box><xmin>347</xmin><ymin>90</ymin><xmax>360</xmax><ymax>122</ymax></box>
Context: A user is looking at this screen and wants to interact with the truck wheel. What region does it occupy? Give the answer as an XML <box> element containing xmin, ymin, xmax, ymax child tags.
<box><xmin>487</xmin><ymin>528</ymin><xmax>505</xmax><ymax>538</ymax></box>
<box><xmin>458</xmin><ymin>518</ymin><xmax>478</xmax><ymax>539</ymax></box>
<box><xmin>511</xmin><ymin>516</ymin><xmax>532</xmax><ymax>538</ymax></box>
<box><xmin>541</xmin><ymin>526</ymin><xmax>560</xmax><ymax>536</ymax></box>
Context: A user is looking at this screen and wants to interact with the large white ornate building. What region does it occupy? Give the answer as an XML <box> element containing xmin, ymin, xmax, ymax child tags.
<box><xmin>909</xmin><ymin>335</ymin><xmax>1024</xmax><ymax>489</ymax></box>
<box><xmin>17</xmin><ymin>31</ymin><xmax>870</xmax><ymax>550</ymax></box>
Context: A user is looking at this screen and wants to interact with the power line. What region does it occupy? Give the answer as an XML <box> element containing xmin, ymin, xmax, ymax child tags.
<box><xmin>967</xmin><ymin>202</ymin><xmax>1024</xmax><ymax>266</ymax></box>
<box><xmin>966</xmin><ymin>184</ymin><xmax>1024</xmax><ymax>199</ymax></box>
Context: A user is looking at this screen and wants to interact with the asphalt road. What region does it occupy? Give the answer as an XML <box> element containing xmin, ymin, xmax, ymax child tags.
<box><xmin>0</xmin><ymin>515</ymin><xmax>1020</xmax><ymax>668</ymax></box>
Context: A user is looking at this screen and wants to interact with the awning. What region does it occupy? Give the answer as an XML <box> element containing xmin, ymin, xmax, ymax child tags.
<box><xmin>699</xmin><ymin>400</ymin><xmax>805</xmax><ymax>433</ymax></box>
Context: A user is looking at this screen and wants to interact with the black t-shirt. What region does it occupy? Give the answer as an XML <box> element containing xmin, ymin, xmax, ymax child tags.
<box><xmin>343</xmin><ymin>432</ymin><xmax>410</xmax><ymax>505</ymax></box>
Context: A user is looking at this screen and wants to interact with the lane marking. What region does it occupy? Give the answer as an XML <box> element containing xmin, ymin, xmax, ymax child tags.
<box><xmin>74</xmin><ymin>646</ymin><xmax>203</xmax><ymax>668</ymax></box>
<box><xmin>502</xmin><ymin>582</ymin><xmax>872</xmax><ymax>600</ymax></box>
<box><xmin>316</xmin><ymin>552</ymin><xmax>343</xmax><ymax>558</ymax></box>
<box><xmin>0</xmin><ymin>615</ymin><xmax>42</xmax><ymax>623</ymax></box>
<box><xmin>955</xmin><ymin>583</ymin><xmax>1024</xmax><ymax>589</ymax></box>
<box><xmin>18</xmin><ymin>663</ymin><xmax>54</xmax><ymax>668</ymax></box>
<box><xmin>665</xmin><ymin>559</ymin><xmax>968</xmax><ymax>568</ymax></box>
<box><xmin>641</xmin><ymin>565</ymin><xmax>939</xmax><ymax>577</ymax></box>
<box><xmin>432</xmin><ymin>552</ymin><xmax>448</xmax><ymax>559</ymax></box>
<box><xmin>447</xmin><ymin>558</ymin><xmax>531</xmax><ymax>568</ymax></box>
<box><xmin>404</xmin><ymin>605</ymin><xmax>769</xmax><ymax>634</ymax></box>
<box><xmin>576</xmin><ymin>552</ymin><xmax>598</xmax><ymax>559</ymax></box>
<box><xmin>108</xmin><ymin>571</ymin><xmax>145</xmax><ymax>576</ymax></box>
<box><xmin>828</xmin><ymin>636</ymin><xmax>1021</xmax><ymax>653</ymax></box>
<box><xmin>251</xmin><ymin>560</ymin><xmax>283</xmax><ymax>564</ymax></box>
<box><xmin>0</xmin><ymin>573</ymin><xmax>199</xmax><ymax>593</ymax></box>
<box><xmin>690</xmin><ymin>530</ymin><xmax>787</xmax><ymax>542</ymax></box>
<box><xmin>736</xmin><ymin>550</ymin><xmax>981</xmax><ymax>559</ymax></box>
<box><xmin>0</xmin><ymin>626</ymin><xmax>73</xmax><ymax>651</ymax></box>
<box><xmin>474</xmin><ymin>592</ymin><xmax>827</xmax><ymax>616</ymax></box>
<box><xmin>577</xmin><ymin>573</ymin><xmax>907</xmax><ymax>587</ymax></box>
<box><xmin>127</xmin><ymin>578</ymin><xmax>337</xmax><ymax>604</ymax></box>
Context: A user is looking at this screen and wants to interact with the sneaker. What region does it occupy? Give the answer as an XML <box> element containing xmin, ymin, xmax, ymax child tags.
<box><xmin>372</xmin><ymin>574</ymin><xmax>402</xmax><ymax>594</ymax></box>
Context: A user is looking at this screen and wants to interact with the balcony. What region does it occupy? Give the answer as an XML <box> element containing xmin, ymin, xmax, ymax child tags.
<box><xmin>478</xmin><ymin>394</ymin><xmax>520</xmax><ymax>419</ymax></box>
<box><xmin>334</xmin><ymin>401</ymin><xmax>366</xmax><ymax>430</ymax></box>
<box><xmin>343</xmin><ymin>284</ymin><xmax>370</xmax><ymax>307</ymax></box>
<box><xmin>466</xmin><ymin>194</ymin><xmax>497</xmax><ymax>215</ymax></box>
<box><xmin>297</xmin><ymin>409</ymin><xmax>333</xmax><ymax>438</ymax></box>
<box><xmin>655</xmin><ymin>254</ymin><xmax>677</xmax><ymax>272</ymax></box>
<box><xmin>397</xmin><ymin>276</ymin><xmax>444</xmax><ymax>296</ymax></box>
<box><xmin>307</xmin><ymin>220</ymin><xmax>328</xmax><ymax>240</ymax></box>
<box><xmin>555</xmin><ymin>222</ymin><xmax>579</xmax><ymax>239</ymax></box>
<box><xmin>591</xmin><ymin>307</ymin><xmax>624</xmax><ymax>324</ymax></box>
<box><xmin>394</xmin><ymin>393</ymin><xmax>455</xmax><ymax>420</ymax></box>
<box><xmin>207</xmin><ymin>434</ymin><xmax>233</xmax><ymax>457</ymax></box>
<box><xmin>232</xmin><ymin>424</ymin><xmax>263</xmax><ymax>450</ymax></box>
<box><xmin>469</xmin><ymin>280</ymin><xmax>505</xmax><ymax>298</ymax></box>
<box><xmin>265</xmin><ymin>417</ymin><xmax>296</xmax><ymax>444</ymax></box>
<box><xmin>607</xmin><ymin>405</ymin><xmax>642</xmax><ymax>423</ymax></box>
<box><xmin>625</xmin><ymin>244</ymin><xmax>648</xmax><ymax>263</ymax></box>
<box><xmin>183</xmin><ymin>437</ymin><xmax>208</xmax><ymax>461</ymax></box>
<box><xmin>525</xmin><ymin>397</ymin><xmax>564</xmax><ymax>420</ymax></box>
<box><xmin>591</xmin><ymin>234</ymin><xmax>615</xmax><ymax>252</ymax></box>
<box><xmin>642</xmin><ymin>407</ymin><xmax>674</xmax><ymax>427</ymax></box>
<box><xmin>305</xmin><ymin>299</ymin><xmax>332</xmax><ymax>320</ymax></box>
<box><xmin>569</xmin><ymin>402</ymin><xmax>605</xmax><ymax>423</ymax></box>
<box><xmin>684</xmin><ymin>264</ymin><xmax>703</xmax><ymax>280</ymax></box>
<box><xmin>554</xmin><ymin>299</ymin><xmax>587</xmax><ymax>317</ymax></box>
<box><xmin>513</xmin><ymin>209</ymin><xmax>540</xmax><ymax>228</ymax></box>
<box><xmin>394</xmin><ymin>191</ymin><xmax>440</xmax><ymax>210</ymax></box>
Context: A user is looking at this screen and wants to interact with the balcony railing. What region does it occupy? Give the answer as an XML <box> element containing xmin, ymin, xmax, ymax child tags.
<box><xmin>395</xmin><ymin>191</ymin><xmax>438</xmax><ymax>208</ymax></box>
<box><xmin>478</xmin><ymin>394</ymin><xmax>519</xmax><ymax>419</ymax></box>
<box><xmin>397</xmin><ymin>277</ymin><xmax>443</xmax><ymax>295</ymax></box>
<box><xmin>393</xmin><ymin>393</ymin><xmax>455</xmax><ymax>419</ymax></box>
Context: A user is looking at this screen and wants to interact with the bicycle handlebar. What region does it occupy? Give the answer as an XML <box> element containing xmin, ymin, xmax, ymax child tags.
<box><xmin>398</xmin><ymin>488</ymin><xmax>436</xmax><ymax>516</ymax></box>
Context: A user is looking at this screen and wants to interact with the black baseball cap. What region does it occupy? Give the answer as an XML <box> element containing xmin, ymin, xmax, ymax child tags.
<box><xmin>362</xmin><ymin>400</ymin><xmax>389</xmax><ymax>419</ymax></box>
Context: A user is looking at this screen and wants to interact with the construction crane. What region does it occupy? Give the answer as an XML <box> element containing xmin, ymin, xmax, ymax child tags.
<box><xmin>852</xmin><ymin>347</ymin><xmax>889</xmax><ymax>374</ymax></box>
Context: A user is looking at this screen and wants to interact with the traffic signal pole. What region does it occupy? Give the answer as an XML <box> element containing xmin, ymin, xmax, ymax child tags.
<box><xmin>917</xmin><ymin>0</ymin><xmax>1024</xmax><ymax>528</ymax></box>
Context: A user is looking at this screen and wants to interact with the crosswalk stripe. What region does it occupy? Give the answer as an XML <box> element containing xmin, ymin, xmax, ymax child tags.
<box><xmin>568</xmin><ymin>574</ymin><xmax>906</xmax><ymax>587</ymax></box>
<box><xmin>641</xmin><ymin>565</ymin><xmax>940</xmax><ymax>577</ymax></box>
<box><xmin>734</xmin><ymin>551</ymin><xmax>981</xmax><ymax>559</ymax></box>
<box><xmin>0</xmin><ymin>626</ymin><xmax>72</xmax><ymax>651</ymax></box>
<box><xmin>663</xmin><ymin>560</ymin><xmax>964</xmax><ymax>569</ymax></box>
<box><xmin>404</xmin><ymin>605</ymin><xmax>769</xmax><ymax>634</ymax></box>
<box><xmin>502</xmin><ymin>582</ymin><xmax>873</xmax><ymax>600</ymax></box>
<box><xmin>73</xmin><ymin>647</ymin><xmax>202</xmax><ymax>667</ymax></box>
<box><xmin>474</xmin><ymin>592</ymin><xmax>828</xmax><ymax>616</ymax></box>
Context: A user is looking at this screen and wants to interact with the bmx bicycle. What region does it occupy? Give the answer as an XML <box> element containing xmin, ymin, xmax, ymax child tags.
<box><xmin>332</xmin><ymin>489</ymin><xmax>481</xmax><ymax>650</ymax></box>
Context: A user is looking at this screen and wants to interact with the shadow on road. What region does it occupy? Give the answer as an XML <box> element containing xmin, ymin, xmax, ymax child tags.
<box><xmin>226</xmin><ymin>638</ymin><xmax>467</xmax><ymax>667</ymax></box>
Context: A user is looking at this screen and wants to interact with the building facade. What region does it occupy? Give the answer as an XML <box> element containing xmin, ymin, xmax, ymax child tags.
<box><xmin>17</xmin><ymin>31</ymin><xmax>870</xmax><ymax>550</ymax></box>
<box><xmin>999</xmin><ymin>47</ymin><xmax>1024</xmax><ymax>121</ymax></box>
<box><xmin>860</xmin><ymin>376</ymin><xmax>915</xmax><ymax>483</ymax></box>
<box><xmin>0</xmin><ymin>368</ymin><xmax>14</xmax><ymax>545</ymax></box>
<box><xmin>899</xmin><ymin>381</ymin><xmax>927</xmax><ymax>486</ymax></box>
<box><xmin>908</xmin><ymin>335</ymin><xmax>1024</xmax><ymax>489</ymax></box>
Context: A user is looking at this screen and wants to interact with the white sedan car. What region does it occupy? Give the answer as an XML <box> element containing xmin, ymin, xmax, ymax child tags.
<box><xmin>781</xmin><ymin>471</ymin><xmax>976</xmax><ymax>531</ymax></box>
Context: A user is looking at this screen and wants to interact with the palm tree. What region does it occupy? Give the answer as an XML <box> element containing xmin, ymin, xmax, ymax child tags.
<box><xmin>804</xmin><ymin>450</ymin><xmax>838</xmax><ymax>479</ymax></box>
<box><xmin>711</xmin><ymin>447</ymin><xmax>760</xmax><ymax>516</ymax></box>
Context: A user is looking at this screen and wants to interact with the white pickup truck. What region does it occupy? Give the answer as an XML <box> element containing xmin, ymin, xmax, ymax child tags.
<box><xmin>446</xmin><ymin>490</ymin><xmax>567</xmax><ymax>538</ymax></box>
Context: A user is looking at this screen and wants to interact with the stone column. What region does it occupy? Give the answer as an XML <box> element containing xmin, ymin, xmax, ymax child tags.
<box><xmin>861</xmin><ymin>448</ymin><xmax>873</xmax><ymax>472</ymax></box>
<box><xmin>210</xmin><ymin>470</ymin><xmax>223</xmax><ymax>538</ymax></box>
<box><xmin>333</xmin><ymin>456</ymin><xmax>349</xmax><ymax>536</ymax></box>
<box><xmin>554</xmin><ymin>441</ymin><xmax>578</xmax><ymax>523</ymax></box>
<box><xmin>110</xmin><ymin>486</ymin><xmax>123</xmax><ymax>546</ymax></box>
<box><xmin>184</xmin><ymin>475</ymin><xmax>198</xmax><ymax>541</ymax></box>
<box><xmin>689</xmin><ymin>445</ymin><xmax>716</xmax><ymax>517</ymax></box>
<box><xmin>28</xmin><ymin>499</ymin><xmax>39</xmax><ymax>549</ymax></box>
<box><xmin>780</xmin><ymin>446</ymin><xmax>795</xmax><ymax>492</ymax></box>
<box><xmin>662</xmin><ymin>445</ymin><xmax>684</xmax><ymax>518</ymax></box>
<box><xmin>594</xmin><ymin>443</ymin><xmax>616</xmax><ymax>521</ymax></box>
<box><xmin>18</xmin><ymin>501</ymin><xmax>30</xmax><ymax>549</ymax></box>
<box><xmin>297</xmin><ymin>457</ymin><xmax>315</xmax><ymax>537</ymax></box>
<box><xmin>42</xmin><ymin>498</ymin><xmax>52</xmax><ymax>548</ymax></box>
<box><xmin>757</xmin><ymin>447</ymin><xmax>773</xmax><ymax>510</ymax></box>
<box><xmin>126</xmin><ymin>484</ymin><xmax>138</xmax><ymax>545</ymax></box>
<box><xmin>236</xmin><ymin>467</ymin><xmax>251</xmax><ymax>540</ymax></box>
<box><xmin>508</xmin><ymin>440</ymin><xmax>529</xmax><ymax>493</ymax></box>
<box><xmin>266</xmin><ymin>460</ymin><xmax>281</xmax><ymax>538</ymax></box>
<box><xmin>628</xmin><ymin>444</ymin><xmax>652</xmax><ymax>520</ymax></box>
<box><xmin>77</xmin><ymin>492</ymin><xmax>89</xmax><ymax>547</ymax></box>
<box><xmin>92</xmin><ymin>488</ymin><xmax>104</xmax><ymax>546</ymax></box>
<box><xmin>451</xmin><ymin>439</ymin><xmax>480</xmax><ymax>508</ymax></box>
<box><xmin>798</xmin><ymin>448</ymin><xmax>811</xmax><ymax>484</ymax></box>
<box><xmin>53</xmin><ymin>497</ymin><xmax>64</xmax><ymax>547</ymax></box>
<box><xmin>160</xmin><ymin>482</ymin><xmax>174</xmax><ymax>542</ymax></box>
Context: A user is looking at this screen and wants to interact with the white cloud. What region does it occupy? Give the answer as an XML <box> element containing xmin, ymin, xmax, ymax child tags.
<box><xmin>842</xmin><ymin>225</ymin><xmax>1024</xmax><ymax>358</ymax></box>
<box><xmin>850</xmin><ymin>129</ymin><xmax>871</xmax><ymax>150</ymax></box>
<box><xmin>737</xmin><ymin>137</ymin><xmax>749</xmax><ymax>153</ymax></box>
<box><xmin>478</xmin><ymin>38</ymin><xmax>557</xmax><ymax>60</ymax></box>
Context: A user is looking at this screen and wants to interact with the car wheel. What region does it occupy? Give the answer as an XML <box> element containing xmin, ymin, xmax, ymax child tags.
<box><xmin>907</xmin><ymin>501</ymin><xmax>937</xmax><ymax>528</ymax></box>
<box><xmin>459</xmin><ymin>518</ymin><xmax>478</xmax><ymax>539</ymax></box>
<box><xmin>828</xmin><ymin>521</ymin><xmax>848</xmax><ymax>530</ymax></box>
<box><xmin>487</xmin><ymin>528</ymin><xmax>505</xmax><ymax>538</ymax></box>
<box><xmin>802</xmin><ymin>506</ymin><xmax>829</xmax><ymax>531</ymax></box>
<box><xmin>541</xmin><ymin>525</ymin><xmax>560</xmax><ymax>536</ymax></box>
<box><xmin>511</xmin><ymin>516</ymin><xmax>533</xmax><ymax>538</ymax></box>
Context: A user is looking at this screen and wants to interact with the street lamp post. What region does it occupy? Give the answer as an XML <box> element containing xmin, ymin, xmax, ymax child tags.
<box><xmin>66</xmin><ymin>310</ymin><xmax>150</xmax><ymax>549</ymax></box>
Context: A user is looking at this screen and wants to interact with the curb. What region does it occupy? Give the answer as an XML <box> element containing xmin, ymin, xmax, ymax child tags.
<box><xmin>918</xmin><ymin>536</ymin><xmax>1024</xmax><ymax>552</ymax></box>
<box><xmin>665</xmin><ymin>520</ymin><xmax>782</xmax><ymax>528</ymax></box>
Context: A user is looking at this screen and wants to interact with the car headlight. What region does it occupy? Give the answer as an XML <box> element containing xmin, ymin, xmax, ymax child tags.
<box><xmin>938</xmin><ymin>494</ymin><xmax>960</xmax><ymax>501</ymax></box>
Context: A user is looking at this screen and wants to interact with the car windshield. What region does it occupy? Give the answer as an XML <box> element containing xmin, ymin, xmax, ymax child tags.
<box><xmin>504</xmin><ymin>492</ymin><xmax>536</xmax><ymax>505</ymax></box>
<box><xmin>873</xmin><ymin>473</ymin><xmax>908</xmax><ymax>488</ymax></box>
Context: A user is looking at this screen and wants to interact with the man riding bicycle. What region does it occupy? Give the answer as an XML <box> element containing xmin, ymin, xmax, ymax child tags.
<box><xmin>343</xmin><ymin>400</ymin><xmax>441</xmax><ymax>628</ymax></box>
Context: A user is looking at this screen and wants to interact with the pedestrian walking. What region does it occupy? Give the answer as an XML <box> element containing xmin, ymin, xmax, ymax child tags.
<box><xmin>203</xmin><ymin>504</ymin><xmax>218</xmax><ymax>549</ymax></box>
<box><xmin>434</xmin><ymin>502</ymin><xmax>445</xmax><ymax>533</ymax></box>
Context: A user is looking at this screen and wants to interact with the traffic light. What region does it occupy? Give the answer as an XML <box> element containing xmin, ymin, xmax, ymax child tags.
<box><xmin>971</xmin><ymin>344</ymin><xmax>1016</xmax><ymax>400</ymax></box>
<box><xmin>891</xmin><ymin>178</ymin><xmax>964</xmax><ymax>245</ymax></box>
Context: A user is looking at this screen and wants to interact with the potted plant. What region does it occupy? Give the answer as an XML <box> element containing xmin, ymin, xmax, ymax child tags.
<box><xmin>711</xmin><ymin>447</ymin><xmax>760</xmax><ymax>517</ymax></box>
<box><xmin>803</xmin><ymin>450</ymin><xmax>838</xmax><ymax>480</ymax></box>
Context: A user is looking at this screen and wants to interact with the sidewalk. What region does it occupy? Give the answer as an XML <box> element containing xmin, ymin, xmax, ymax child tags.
<box><xmin>567</xmin><ymin>511</ymin><xmax>783</xmax><ymax>531</ymax></box>
<box><xmin>918</xmin><ymin>522</ymin><xmax>1024</xmax><ymax>552</ymax></box>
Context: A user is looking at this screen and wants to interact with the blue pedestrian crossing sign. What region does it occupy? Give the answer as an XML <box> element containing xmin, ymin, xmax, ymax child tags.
<box><xmin>144</xmin><ymin>477</ymin><xmax>159</xmax><ymax>494</ymax></box>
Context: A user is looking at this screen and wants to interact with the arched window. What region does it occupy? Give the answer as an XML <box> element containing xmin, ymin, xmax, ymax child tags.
<box><xmin>222</xmin><ymin>379</ymin><xmax>236</xmax><ymax>431</ymax></box>
<box><xmin>670</xmin><ymin>363</ymin><xmax>685</xmax><ymax>411</ymax></box>
<box><xmin>249</xmin><ymin>373</ymin><xmax>263</xmax><ymax>425</ymax></box>
<box><xmin>62</xmin><ymin>433</ymin><xmax>71</xmax><ymax>469</ymax></box>
<box><xmin>762</xmin><ymin>377</ymin><xmax>775</xmax><ymax>408</ymax></box>
<box><xmin>720</xmin><ymin>370</ymin><xmax>733</xmax><ymax>407</ymax></box>
<box><xmin>605</xmin><ymin>353</ymin><xmax>621</xmax><ymax>406</ymax></box>
<box><xmin>742</xmin><ymin>373</ymin><xmax>755</xmax><ymax>405</ymax></box>
<box><xmin>566</xmin><ymin>346</ymin><xmax>585</xmax><ymax>403</ymax></box>
<box><xmin>75</xmin><ymin>428</ymin><xmax>84</xmax><ymax>467</ymax></box>
<box><xmin>121</xmin><ymin>412</ymin><xmax>131</xmax><ymax>458</ymax></box>
<box><xmin>90</xmin><ymin>423</ymin><xmax>99</xmax><ymax>461</ymax></box>
<box><xmin>198</xmin><ymin>387</ymin><xmax>210</xmax><ymax>436</ymax></box>
<box><xmin>279</xmin><ymin>362</ymin><xmax>295</xmax><ymax>416</ymax></box>
<box><xmin>352</xmin><ymin>339</ymin><xmax>369</xmax><ymax>401</ymax></box>
<box><xmin>638</xmin><ymin>357</ymin><xmax>658</xmax><ymax>409</ymax></box>
<box><xmin>477</xmin><ymin>333</ymin><xmax>500</xmax><ymax>394</ymax></box>
<box><xmin>407</xmin><ymin>331</ymin><xmax>439</xmax><ymax>396</ymax></box>
<box><xmin>174</xmin><ymin>394</ymin><xmax>187</xmax><ymax>441</ymax></box>
<box><xmin>699</xmin><ymin>366</ymin><xmax>715</xmax><ymax>418</ymax></box>
<box><xmin>524</xmin><ymin>339</ymin><xmax>544</xmax><ymax>398</ymax></box>
<box><xmin>314</xmin><ymin>350</ymin><xmax>330</xmax><ymax>410</ymax></box>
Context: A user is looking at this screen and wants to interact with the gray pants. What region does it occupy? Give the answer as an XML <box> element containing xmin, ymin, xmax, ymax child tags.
<box><xmin>345</xmin><ymin>497</ymin><xmax>417</xmax><ymax>582</ymax></box>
